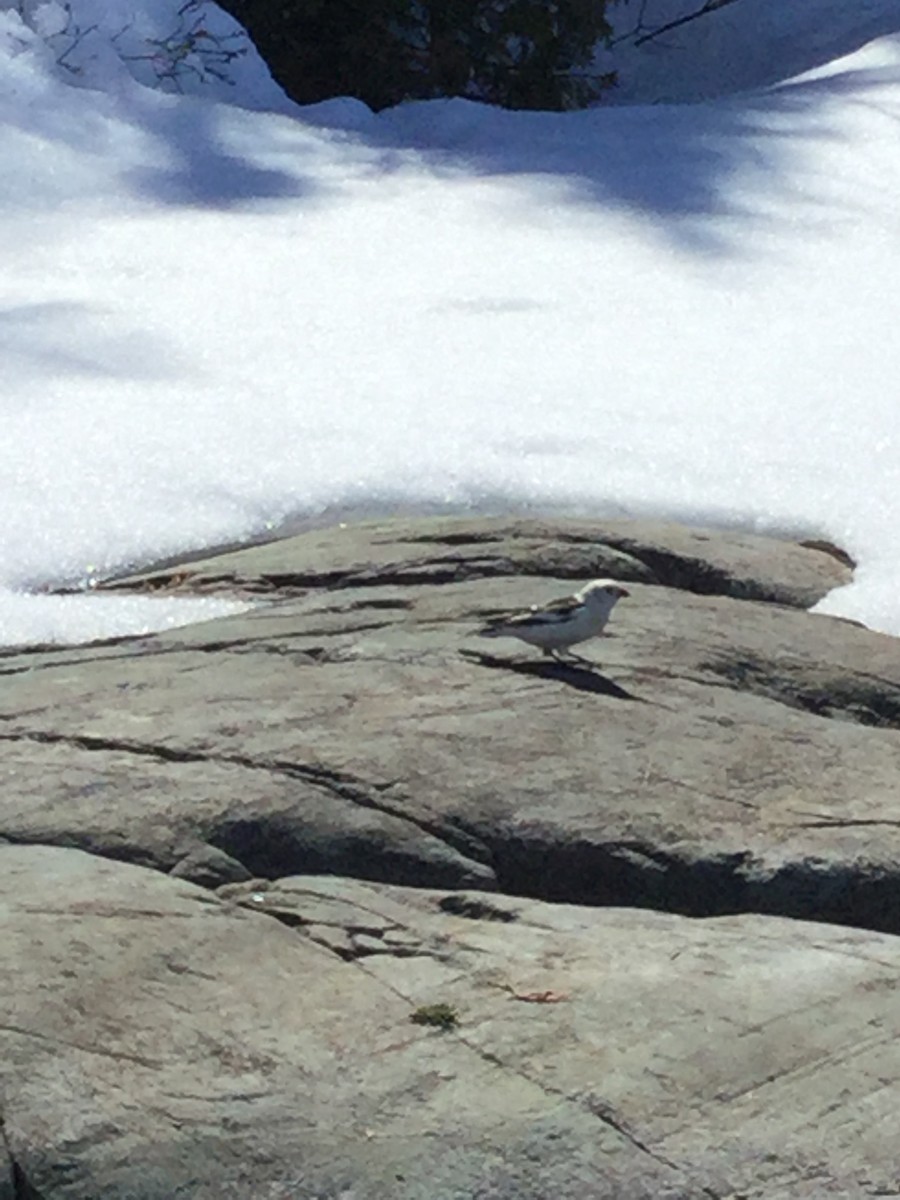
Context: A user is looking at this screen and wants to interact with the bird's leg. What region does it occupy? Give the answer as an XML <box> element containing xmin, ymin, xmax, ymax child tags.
<box><xmin>543</xmin><ymin>647</ymin><xmax>595</xmax><ymax>666</ymax></box>
<box><xmin>559</xmin><ymin>648</ymin><xmax>596</xmax><ymax>666</ymax></box>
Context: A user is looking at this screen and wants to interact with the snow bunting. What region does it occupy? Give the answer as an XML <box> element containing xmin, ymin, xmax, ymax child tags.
<box><xmin>477</xmin><ymin>579</ymin><xmax>629</xmax><ymax>662</ymax></box>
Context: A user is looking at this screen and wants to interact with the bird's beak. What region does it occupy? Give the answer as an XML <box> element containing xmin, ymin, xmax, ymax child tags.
<box><xmin>617</xmin><ymin>586</ymin><xmax>631</xmax><ymax>598</ymax></box>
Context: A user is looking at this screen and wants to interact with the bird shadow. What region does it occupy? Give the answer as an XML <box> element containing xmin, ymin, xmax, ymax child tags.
<box><xmin>459</xmin><ymin>648</ymin><xmax>637</xmax><ymax>699</ymax></box>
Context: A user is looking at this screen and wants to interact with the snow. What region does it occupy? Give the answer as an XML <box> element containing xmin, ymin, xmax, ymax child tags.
<box><xmin>3</xmin><ymin>0</ymin><xmax>900</xmax><ymax>646</ymax></box>
<box><xmin>601</xmin><ymin>0</ymin><xmax>900</xmax><ymax>104</ymax></box>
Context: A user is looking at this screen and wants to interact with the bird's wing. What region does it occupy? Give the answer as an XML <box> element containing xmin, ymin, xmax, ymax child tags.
<box><xmin>494</xmin><ymin>594</ymin><xmax>581</xmax><ymax>628</ymax></box>
<box><xmin>536</xmin><ymin>594</ymin><xmax>583</xmax><ymax>616</ymax></box>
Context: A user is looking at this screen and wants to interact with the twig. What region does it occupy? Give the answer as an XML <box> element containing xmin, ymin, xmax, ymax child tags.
<box><xmin>614</xmin><ymin>0</ymin><xmax>740</xmax><ymax>49</ymax></box>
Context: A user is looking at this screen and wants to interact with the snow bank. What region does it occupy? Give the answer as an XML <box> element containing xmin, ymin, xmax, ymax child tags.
<box><xmin>3</xmin><ymin>1</ymin><xmax>900</xmax><ymax>643</ymax></box>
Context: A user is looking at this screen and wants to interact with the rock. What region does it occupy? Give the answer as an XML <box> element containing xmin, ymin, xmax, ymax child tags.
<box><xmin>0</xmin><ymin>518</ymin><xmax>897</xmax><ymax>930</ymax></box>
<box><xmin>101</xmin><ymin>515</ymin><xmax>850</xmax><ymax>609</ymax></box>
<box><xmin>3</xmin><ymin>847</ymin><xmax>900</xmax><ymax>1198</ymax></box>
<box><xmin>3</xmin><ymin>516</ymin><xmax>900</xmax><ymax>1196</ymax></box>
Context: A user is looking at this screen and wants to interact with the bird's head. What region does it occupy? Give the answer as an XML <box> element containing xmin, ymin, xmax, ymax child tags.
<box><xmin>577</xmin><ymin>579</ymin><xmax>630</xmax><ymax>605</ymax></box>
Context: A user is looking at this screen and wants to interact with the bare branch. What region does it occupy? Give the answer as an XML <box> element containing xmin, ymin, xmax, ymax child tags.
<box><xmin>614</xmin><ymin>0</ymin><xmax>740</xmax><ymax>49</ymax></box>
<box><xmin>116</xmin><ymin>0</ymin><xmax>248</xmax><ymax>91</ymax></box>
<box><xmin>44</xmin><ymin>3</ymin><xmax>99</xmax><ymax>76</ymax></box>
<box><xmin>16</xmin><ymin>0</ymin><xmax>247</xmax><ymax>92</ymax></box>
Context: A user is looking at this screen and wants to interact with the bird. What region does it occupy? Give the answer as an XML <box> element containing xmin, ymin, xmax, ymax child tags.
<box><xmin>476</xmin><ymin>579</ymin><xmax>630</xmax><ymax>664</ymax></box>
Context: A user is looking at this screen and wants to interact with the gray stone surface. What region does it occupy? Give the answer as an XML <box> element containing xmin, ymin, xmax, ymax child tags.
<box><xmin>3</xmin><ymin>847</ymin><xmax>900</xmax><ymax>1198</ymax></box>
<box><xmin>1</xmin><ymin>518</ymin><xmax>896</xmax><ymax>928</ymax></box>
<box><xmin>103</xmin><ymin>515</ymin><xmax>850</xmax><ymax>609</ymax></box>
<box><xmin>3</xmin><ymin>516</ymin><xmax>900</xmax><ymax>1197</ymax></box>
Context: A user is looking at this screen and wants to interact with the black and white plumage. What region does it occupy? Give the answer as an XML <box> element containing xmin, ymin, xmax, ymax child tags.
<box><xmin>477</xmin><ymin>578</ymin><xmax>629</xmax><ymax>662</ymax></box>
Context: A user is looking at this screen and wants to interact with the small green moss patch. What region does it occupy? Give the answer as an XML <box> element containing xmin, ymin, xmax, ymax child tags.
<box><xmin>410</xmin><ymin>1003</ymin><xmax>459</xmax><ymax>1031</ymax></box>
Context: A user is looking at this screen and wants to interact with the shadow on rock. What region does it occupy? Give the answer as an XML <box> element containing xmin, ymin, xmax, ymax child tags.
<box><xmin>459</xmin><ymin>647</ymin><xmax>637</xmax><ymax>700</ymax></box>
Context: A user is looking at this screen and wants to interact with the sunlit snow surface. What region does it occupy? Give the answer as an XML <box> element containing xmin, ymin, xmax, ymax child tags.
<box><xmin>4</xmin><ymin>1</ymin><xmax>900</xmax><ymax>644</ymax></box>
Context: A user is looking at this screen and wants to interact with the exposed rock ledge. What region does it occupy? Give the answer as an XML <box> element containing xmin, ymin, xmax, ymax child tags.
<box><xmin>3</xmin><ymin>516</ymin><xmax>900</xmax><ymax>1198</ymax></box>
